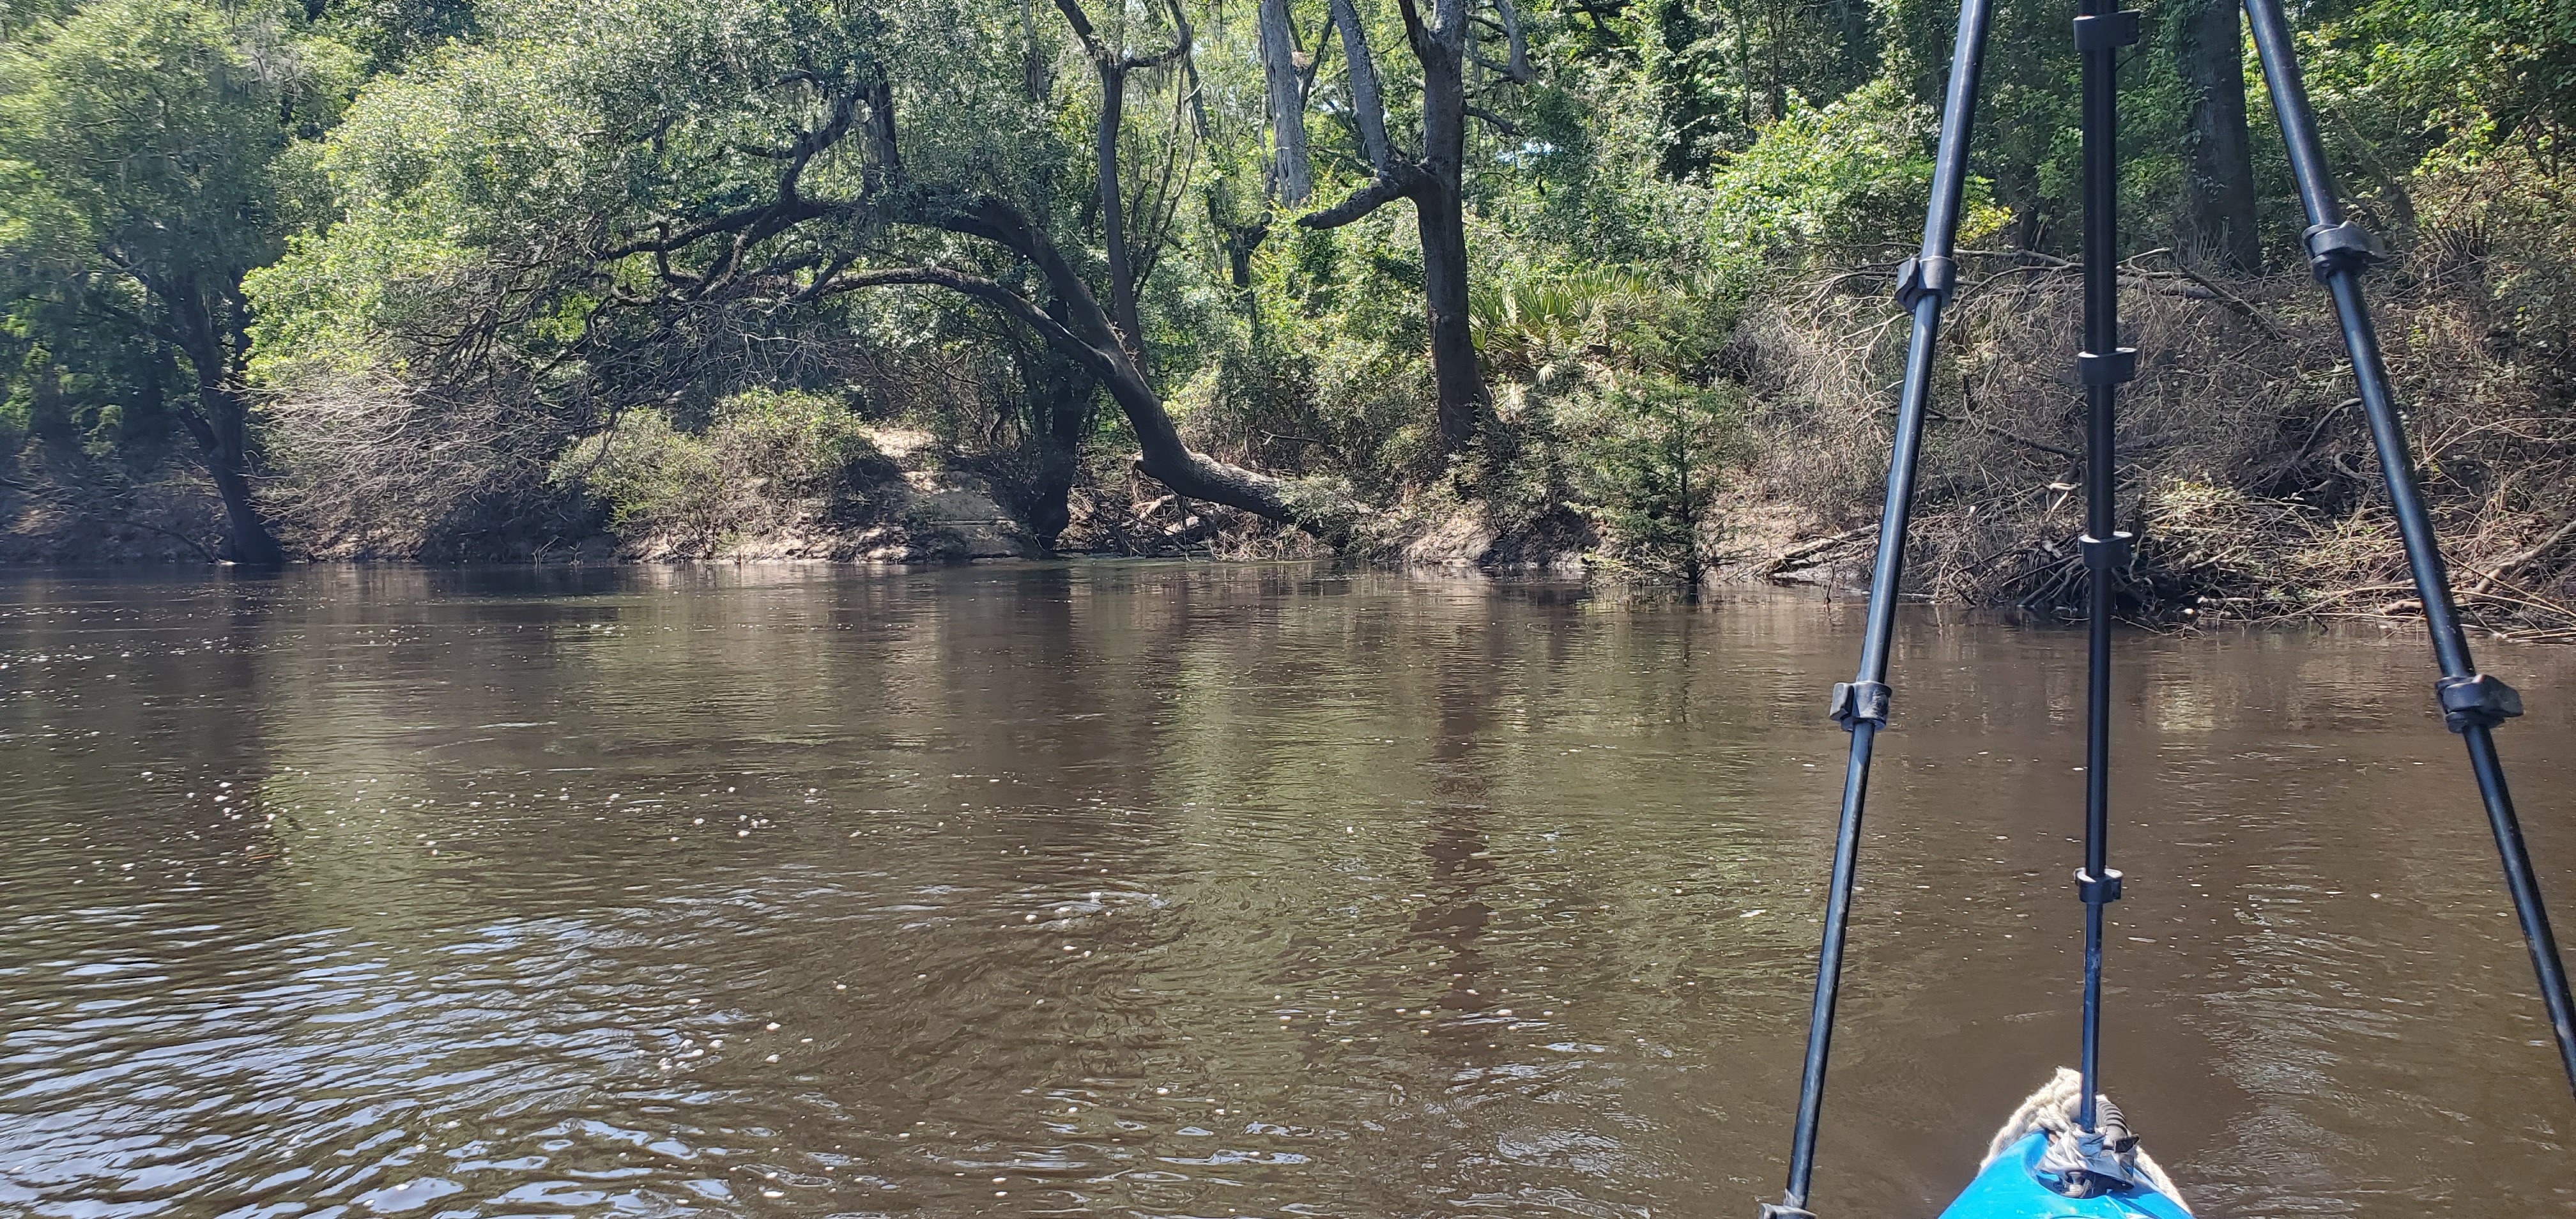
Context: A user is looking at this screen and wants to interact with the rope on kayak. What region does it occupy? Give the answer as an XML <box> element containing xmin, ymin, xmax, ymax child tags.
<box><xmin>1982</xmin><ymin>1068</ymin><xmax>2189</xmax><ymax>1212</ymax></box>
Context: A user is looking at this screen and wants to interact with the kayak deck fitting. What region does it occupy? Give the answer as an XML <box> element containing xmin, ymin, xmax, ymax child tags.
<box><xmin>1754</xmin><ymin>0</ymin><xmax>2573</xmax><ymax>1215</ymax></box>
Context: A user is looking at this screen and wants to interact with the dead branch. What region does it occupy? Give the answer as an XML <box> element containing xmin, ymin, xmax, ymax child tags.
<box><xmin>1759</xmin><ymin>524</ymin><xmax>1876</xmax><ymax>581</ymax></box>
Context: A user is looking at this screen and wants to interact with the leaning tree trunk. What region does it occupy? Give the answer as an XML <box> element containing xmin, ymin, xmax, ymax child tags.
<box><xmin>597</xmin><ymin>46</ymin><xmax>1354</xmax><ymax>543</ymax></box>
<box><xmin>164</xmin><ymin>281</ymin><xmax>288</xmax><ymax>565</ymax></box>
<box><xmin>2176</xmin><ymin>0</ymin><xmax>2260</xmax><ymax>273</ymax></box>
<box><xmin>181</xmin><ymin>382</ymin><xmax>286</xmax><ymax>566</ymax></box>
<box><xmin>900</xmin><ymin>198</ymin><xmax>1357</xmax><ymax>539</ymax></box>
<box><xmin>828</xmin><ymin>72</ymin><xmax>1358</xmax><ymax>539</ymax></box>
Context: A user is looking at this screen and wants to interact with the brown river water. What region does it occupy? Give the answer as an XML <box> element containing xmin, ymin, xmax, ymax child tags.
<box><xmin>2</xmin><ymin>563</ymin><xmax>2572</xmax><ymax>1217</ymax></box>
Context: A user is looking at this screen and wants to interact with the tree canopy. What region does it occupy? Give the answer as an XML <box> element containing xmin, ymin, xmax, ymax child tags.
<box><xmin>2</xmin><ymin>0</ymin><xmax>352</xmax><ymax>560</ymax></box>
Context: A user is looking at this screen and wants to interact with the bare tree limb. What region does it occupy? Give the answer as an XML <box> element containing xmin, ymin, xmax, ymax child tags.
<box><xmin>1119</xmin><ymin>0</ymin><xmax>1192</xmax><ymax>71</ymax></box>
<box><xmin>2149</xmin><ymin>252</ymin><xmax>2289</xmax><ymax>342</ymax></box>
<box><xmin>1488</xmin><ymin>0</ymin><xmax>1533</xmax><ymax>81</ymax></box>
<box><xmin>1760</xmin><ymin>525</ymin><xmax>1875</xmax><ymax>581</ymax></box>
<box><xmin>1017</xmin><ymin>0</ymin><xmax>1052</xmax><ymax>100</ymax></box>
<box><xmin>1051</xmin><ymin>0</ymin><xmax>1101</xmax><ymax>50</ymax></box>
<box><xmin>1298</xmin><ymin>8</ymin><xmax>1333</xmax><ymax>103</ymax></box>
<box><xmin>2474</xmin><ymin>512</ymin><xmax>2576</xmax><ymax>594</ymax></box>
<box><xmin>1928</xmin><ymin>408</ymin><xmax>2082</xmax><ymax>461</ymax></box>
<box><xmin>1257</xmin><ymin>0</ymin><xmax>1312</xmax><ymax>203</ymax></box>
<box><xmin>1300</xmin><ymin>167</ymin><xmax>1423</xmax><ymax>229</ymax></box>
<box><xmin>1304</xmin><ymin>0</ymin><xmax>1428</xmax><ymax>231</ymax></box>
<box><xmin>1330</xmin><ymin>0</ymin><xmax>1396</xmax><ymax>171</ymax></box>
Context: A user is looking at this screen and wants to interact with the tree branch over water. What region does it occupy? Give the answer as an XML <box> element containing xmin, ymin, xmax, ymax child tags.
<box><xmin>553</xmin><ymin>59</ymin><xmax>1356</xmax><ymax>537</ymax></box>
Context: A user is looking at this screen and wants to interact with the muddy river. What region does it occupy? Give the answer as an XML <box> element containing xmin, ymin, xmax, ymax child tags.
<box><xmin>3</xmin><ymin>564</ymin><xmax>2570</xmax><ymax>1215</ymax></box>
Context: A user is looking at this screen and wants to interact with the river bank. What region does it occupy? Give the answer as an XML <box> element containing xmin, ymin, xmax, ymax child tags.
<box><xmin>6</xmin><ymin>251</ymin><xmax>2570</xmax><ymax>643</ymax></box>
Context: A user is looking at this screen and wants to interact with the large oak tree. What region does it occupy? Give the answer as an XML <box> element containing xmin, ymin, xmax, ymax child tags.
<box><xmin>256</xmin><ymin>0</ymin><xmax>1354</xmax><ymax>536</ymax></box>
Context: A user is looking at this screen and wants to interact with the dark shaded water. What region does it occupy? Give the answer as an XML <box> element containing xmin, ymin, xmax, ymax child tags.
<box><xmin>2</xmin><ymin>563</ymin><xmax>2572</xmax><ymax>1217</ymax></box>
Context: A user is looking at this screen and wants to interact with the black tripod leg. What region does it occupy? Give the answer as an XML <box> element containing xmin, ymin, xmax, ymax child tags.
<box><xmin>1765</xmin><ymin>1</ymin><xmax>1991</xmax><ymax>1213</ymax></box>
<box><xmin>2072</xmin><ymin>0</ymin><xmax>2140</xmax><ymax>1137</ymax></box>
<box><xmin>2243</xmin><ymin>0</ymin><xmax>2576</xmax><ymax>1100</ymax></box>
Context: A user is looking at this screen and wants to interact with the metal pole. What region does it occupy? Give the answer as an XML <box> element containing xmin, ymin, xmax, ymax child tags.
<box><xmin>2070</xmin><ymin>0</ymin><xmax>2139</xmax><ymax>1136</ymax></box>
<box><xmin>2242</xmin><ymin>0</ymin><xmax>2576</xmax><ymax>1098</ymax></box>
<box><xmin>1765</xmin><ymin>1</ymin><xmax>1991</xmax><ymax>1213</ymax></box>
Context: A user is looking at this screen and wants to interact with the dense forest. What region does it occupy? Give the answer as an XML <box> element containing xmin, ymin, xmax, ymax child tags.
<box><xmin>1</xmin><ymin>0</ymin><xmax>2570</xmax><ymax>627</ymax></box>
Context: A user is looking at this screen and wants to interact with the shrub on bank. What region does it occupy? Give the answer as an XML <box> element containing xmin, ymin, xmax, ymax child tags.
<box><xmin>555</xmin><ymin>391</ymin><xmax>898</xmax><ymax>556</ymax></box>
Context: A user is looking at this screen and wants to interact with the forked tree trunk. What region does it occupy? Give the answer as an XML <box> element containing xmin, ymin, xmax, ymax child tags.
<box><xmin>1302</xmin><ymin>0</ymin><xmax>1494</xmax><ymax>455</ymax></box>
<box><xmin>1055</xmin><ymin>0</ymin><xmax>1188</xmax><ymax>366</ymax></box>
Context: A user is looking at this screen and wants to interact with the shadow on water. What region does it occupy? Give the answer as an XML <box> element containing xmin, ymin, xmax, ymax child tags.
<box><xmin>0</xmin><ymin>562</ymin><xmax>2572</xmax><ymax>1216</ymax></box>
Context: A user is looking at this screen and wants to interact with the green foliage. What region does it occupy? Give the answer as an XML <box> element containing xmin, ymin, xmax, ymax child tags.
<box><xmin>2297</xmin><ymin>0</ymin><xmax>2574</xmax><ymax>226</ymax></box>
<box><xmin>0</xmin><ymin>307</ymin><xmax>185</xmax><ymax>467</ymax></box>
<box><xmin>1468</xmin><ymin>261</ymin><xmax>1735</xmax><ymax>388</ymax></box>
<box><xmin>1703</xmin><ymin>79</ymin><xmax>2006</xmax><ymax>273</ymax></box>
<box><xmin>0</xmin><ymin>0</ymin><xmax>356</xmax><ymax>556</ymax></box>
<box><xmin>1628</xmin><ymin>0</ymin><xmax>1883</xmax><ymax>180</ymax></box>
<box><xmin>1561</xmin><ymin>376</ymin><xmax>1744</xmax><ymax>576</ymax></box>
<box><xmin>321</xmin><ymin>0</ymin><xmax>478</xmax><ymax>73</ymax></box>
<box><xmin>1215</xmin><ymin>204</ymin><xmax>1446</xmax><ymax>498</ymax></box>
<box><xmin>0</xmin><ymin>0</ymin><xmax>349</xmax><ymax>283</ymax></box>
<box><xmin>246</xmin><ymin>0</ymin><xmax>1073</xmax><ymax>388</ymax></box>
<box><xmin>556</xmin><ymin>390</ymin><xmax>892</xmax><ymax>549</ymax></box>
<box><xmin>1472</xmin><ymin>266</ymin><xmax>1662</xmax><ymax>371</ymax></box>
<box><xmin>0</xmin><ymin>0</ymin><xmax>352</xmax><ymax>395</ymax></box>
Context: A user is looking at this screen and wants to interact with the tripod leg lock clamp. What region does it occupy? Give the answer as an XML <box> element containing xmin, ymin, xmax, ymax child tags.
<box><xmin>2076</xmin><ymin>868</ymin><xmax>2124</xmax><ymax>905</ymax></box>
<box><xmin>2078</xmin><ymin>348</ymin><xmax>2138</xmax><ymax>385</ymax></box>
<box><xmin>1830</xmin><ymin>680</ymin><xmax>1890</xmax><ymax>731</ymax></box>
<box><xmin>2072</xmin><ymin>10</ymin><xmax>2141</xmax><ymax>50</ymax></box>
<box><xmin>2078</xmin><ymin>531</ymin><xmax>2134</xmax><ymax>572</ymax></box>
<box><xmin>2303</xmin><ymin>220</ymin><xmax>2386</xmax><ymax>280</ymax></box>
<box><xmin>2437</xmin><ymin>673</ymin><xmax>2524</xmax><ymax>733</ymax></box>
<box><xmin>1894</xmin><ymin>255</ymin><xmax>1958</xmax><ymax>312</ymax></box>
